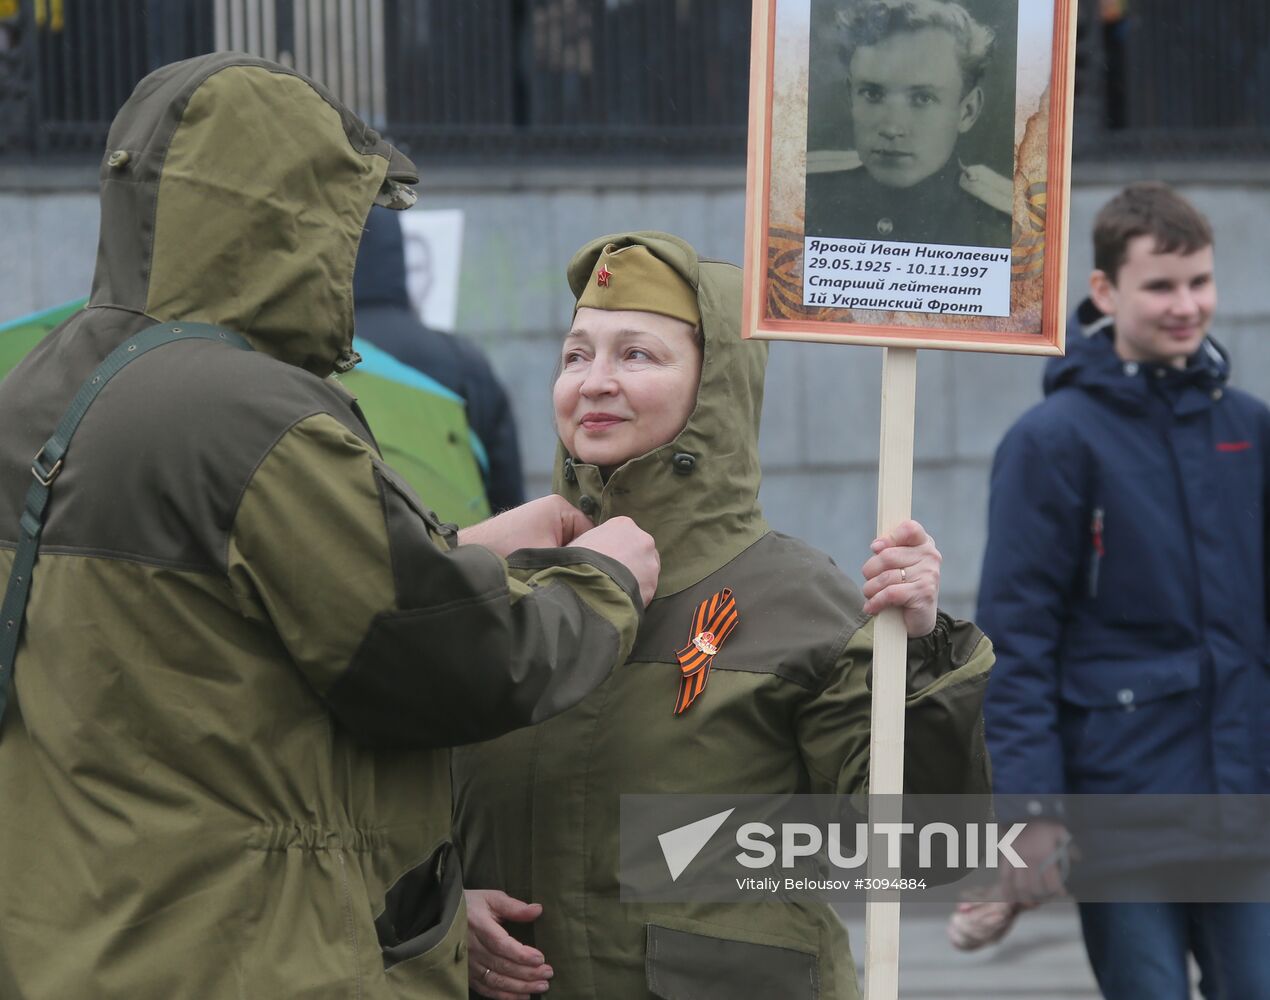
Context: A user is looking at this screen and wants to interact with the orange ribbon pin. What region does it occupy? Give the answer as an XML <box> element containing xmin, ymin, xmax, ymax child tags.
<box><xmin>674</xmin><ymin>588</ymin><xmax>739</xmax><ymax>715</ymax></box>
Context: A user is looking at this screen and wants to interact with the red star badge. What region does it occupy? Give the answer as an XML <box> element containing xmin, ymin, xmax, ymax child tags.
<box><xmin>597</xmin><ymin>264</ymin><xmax>612</xmax><ymax>287</ymax></box>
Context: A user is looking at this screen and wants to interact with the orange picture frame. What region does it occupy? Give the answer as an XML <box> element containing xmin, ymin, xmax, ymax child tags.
<box><xmin>742</xmin><ymin>0</ymin><xmax>1079</xmax><ymax>355</ymax></box>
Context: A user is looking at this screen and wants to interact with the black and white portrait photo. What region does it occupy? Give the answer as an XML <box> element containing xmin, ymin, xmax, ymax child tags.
<box><xmin>804</xmin><ymin>0</ymin><xmax>1019</xmax><ymax>249</ymax></box>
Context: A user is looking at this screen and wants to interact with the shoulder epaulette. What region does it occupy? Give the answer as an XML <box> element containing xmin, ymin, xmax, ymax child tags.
<box><xmin>959</xmin><ymin>162</ymin><xmax>1013</xmax><ymax>215</ymax></box>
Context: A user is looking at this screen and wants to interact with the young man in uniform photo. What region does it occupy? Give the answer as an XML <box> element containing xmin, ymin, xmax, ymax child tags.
<box><xmin>805</xmin><ymin>0</ymin><xmax>1014</xmax><ymax>248</ymax></box>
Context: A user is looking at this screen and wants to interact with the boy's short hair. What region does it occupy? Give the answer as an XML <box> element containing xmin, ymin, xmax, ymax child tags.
<box><xmin>838</xmin><ymin>0</ymin><xmax>996</xmax><ymax>93</ymax></box>
<box><xmin>1093</xmin><ymin>182</ymin><xmax>1214</xmax><ymax>283</ymax></box>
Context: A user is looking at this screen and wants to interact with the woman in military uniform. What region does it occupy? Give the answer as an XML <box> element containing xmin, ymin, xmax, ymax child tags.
<box><xmin>452</xmin><ymin>231</ymin><xmax>994</xmax><ymax>1000</ymax></box>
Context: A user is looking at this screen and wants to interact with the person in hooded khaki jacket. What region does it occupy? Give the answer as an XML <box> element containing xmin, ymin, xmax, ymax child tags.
<box><xmin>452</xmin><ymin>232</ymin><xmax>994</xmax><ymax>1000</ymax></box>
<box><xmin>0</xmin><ymin>55</ymin><xmax>658</xmax><ymax>1000</ymax></box>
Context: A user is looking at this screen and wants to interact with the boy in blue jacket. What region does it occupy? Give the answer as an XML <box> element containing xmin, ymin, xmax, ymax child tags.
<box><xmin>979</xmin><ymin>182</ymin><xmax>1270</xmax><ymax>998</ymax></box>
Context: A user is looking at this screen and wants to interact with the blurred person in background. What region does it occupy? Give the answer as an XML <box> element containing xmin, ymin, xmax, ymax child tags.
<box><xmin>355</xmin><ymin>205</ymin><xmax>525</xmax><ymax>513</ymax></box>
<box><xmin>978</xmin><ymin>182</ymin><xmax>1270</xmax><ymax>998</ymax></box>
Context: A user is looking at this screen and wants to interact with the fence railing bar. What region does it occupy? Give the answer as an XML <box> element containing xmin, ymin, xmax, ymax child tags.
<box><xmin>4</xmin><ymin>1</ymin><xmax>1270</xmax><ymax>164</ymax></box>
<box><xmin>338</xmin><ymin>0</ymin><xmax>354</xmax><ymax>111</ymax></box>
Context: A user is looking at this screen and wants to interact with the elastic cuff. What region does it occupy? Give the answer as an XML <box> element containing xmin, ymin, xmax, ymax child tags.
<box><xmin>904</xmin><ymin>610</ymin><xmax>954</xmax><ymax>693</ymax></box>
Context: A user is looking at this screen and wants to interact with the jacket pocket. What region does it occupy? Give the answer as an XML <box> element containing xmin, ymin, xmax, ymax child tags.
<box><xmin>375</xmin><ymin>842</ymin><xmax>466</xmax><ymax>975</ymax></box>
<box><xmin>1058</xmin><ymin>651</ymin><xmax>1201</xmax><ymax>709</ymax></box>
<box><xmin>1057</xmin><ymin>652</ymin><xmax>1206</xmax><ymax>792</ymax></box>
<box><xmin>645</xmin><ymin>923</ymin><xmax>819</xmax><ymax>1000</ymax></box>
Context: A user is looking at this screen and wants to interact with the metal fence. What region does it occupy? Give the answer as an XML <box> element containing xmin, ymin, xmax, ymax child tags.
<box><xmin>0</xmin><ymin>0</ymin><xmax>752</xmax><ymax>162</ymax></box>
<box><xmin>381</xmin><ymin>0</ymin><xmax>750</xmax><ymax>159</ymax></box>
<box><xmin>1072</xmin><ymin>0</ymin><xmax>1270</xmax><ymax>158</ymax></box>
<box><xmin>0</xmin><ymin>0</ymin><xmax>1267</xmax><ymax>164</ymax></box>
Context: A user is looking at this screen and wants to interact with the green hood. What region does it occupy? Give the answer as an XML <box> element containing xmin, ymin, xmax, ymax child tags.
<box><xmin>554</xmin><ymin>232</ymin><xmax>770</xmax><ymax>597</ymax></box>
<box><xmin>88</xmin><ymin>52</ymin><xmax>417</xmax><ymax>376</ymax></box>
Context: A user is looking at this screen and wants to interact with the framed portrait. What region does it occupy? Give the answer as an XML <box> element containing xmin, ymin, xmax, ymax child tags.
<box><xmin>742</xmin><ymin>0</ymin><xmax>1078</xmax><ymax>354</ymax></box>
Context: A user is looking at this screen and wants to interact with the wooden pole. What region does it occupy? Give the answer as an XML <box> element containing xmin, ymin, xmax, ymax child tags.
<box><xmin>864</xmin><ymin>346</ymin><xmax>917</xmax><ymax>1000</ymax></box>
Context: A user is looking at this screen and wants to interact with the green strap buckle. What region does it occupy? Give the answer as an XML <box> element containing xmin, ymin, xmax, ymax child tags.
<box><xmin>31</xmin><ymin>445</ymin><xmax>63</xmax><ymax>487</ymax></box>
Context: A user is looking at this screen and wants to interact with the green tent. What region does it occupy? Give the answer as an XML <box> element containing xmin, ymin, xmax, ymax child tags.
<box><xmin>0</xmin><ymin>303</ymin><xmax>490</xmax><ymax>528</ymax></box>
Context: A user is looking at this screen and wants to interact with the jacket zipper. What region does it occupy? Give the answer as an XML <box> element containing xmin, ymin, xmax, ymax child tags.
<box><xmin>1088</xmin><ymin>506</ymin><xmax>1105</xmax><ymax>599</ymax></box>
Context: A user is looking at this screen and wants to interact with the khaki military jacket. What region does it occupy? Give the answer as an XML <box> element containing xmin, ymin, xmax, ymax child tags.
<box><xmin>0</xmin><ymin>55</ymin><xmax>640</xmax><ymax>999</ymax></box>
<box><xmin>453</xmin><ymin>233</ymin><xmax>992</xmax><ymax>1000</ymax></box>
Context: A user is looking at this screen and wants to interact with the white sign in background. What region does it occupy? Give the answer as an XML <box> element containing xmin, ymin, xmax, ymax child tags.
<box><xmin>803</xmin><ymin>236</ymin><xmax>1011</xmax><ymax>319</ymax></box>
<box><xmin>399</xmin><ymin>209</ymin><xmax>465</xmax><ymax>332</ymax></box>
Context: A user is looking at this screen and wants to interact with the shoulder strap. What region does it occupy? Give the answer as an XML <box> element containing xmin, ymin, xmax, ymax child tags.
<box><xmin>0</xmin><ymin>321</ymin><xmax>253</xmax><ymax>724</ymax></box>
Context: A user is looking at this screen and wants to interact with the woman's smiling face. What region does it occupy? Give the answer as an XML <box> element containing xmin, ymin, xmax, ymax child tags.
<box><xmin>553</xmin><ymin>306</ymin><xmax>702</xmax><ymax>476</ymax></box>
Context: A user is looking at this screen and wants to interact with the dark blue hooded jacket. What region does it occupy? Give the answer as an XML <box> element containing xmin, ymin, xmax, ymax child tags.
<box><xmin>979</xmin><ymin>301</ymin><xmax>1270</xmax><ymax>809</ymax></box>
<box><xmin>354</xmin><ymin>207</ymin><xmax>525</xmax><ymax>512</ymax></box>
